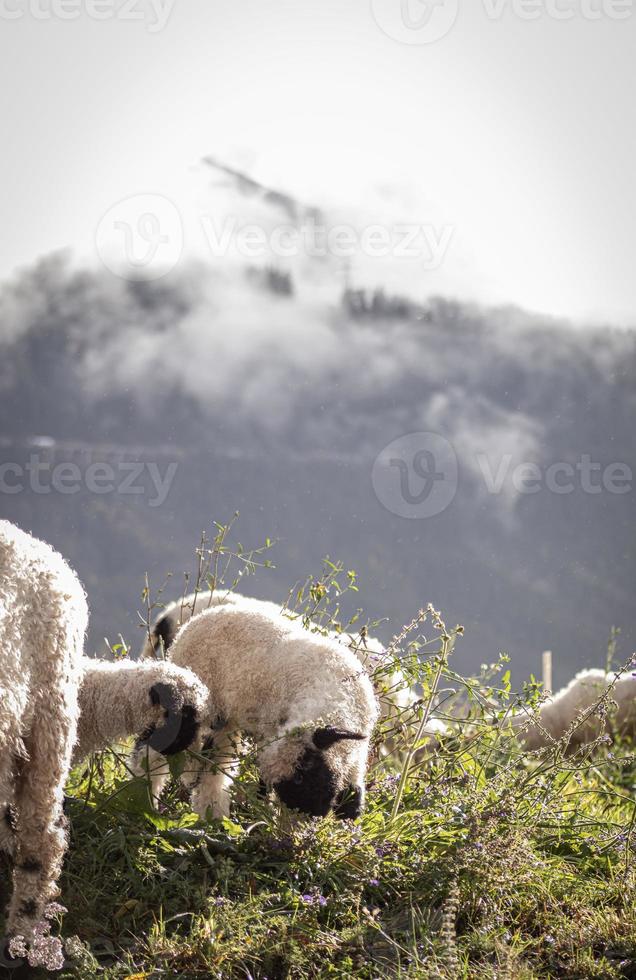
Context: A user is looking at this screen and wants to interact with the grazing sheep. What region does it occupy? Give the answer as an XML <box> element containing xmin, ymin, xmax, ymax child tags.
<box><xmin>0</xmin><ymin>521</ymin><xmax>208</xmax><ymax>964</ymax></box>
<box><xmin>141</xmin><ymin>590</ymin><xmax>442</xmax><ymax>760</ymax></box>
<box><xmin>134</xmin><ymin>598</ymin><xmax>379</xmax><ymax>820</ymax></box>
<box><xmin>0</xmin><ymin>521</ymin><xmax>87</xmax><ymax>952</ymax></box>
<box><xmin>73</xmin><ymin>657</ymin><xmax>209</xmax><ymax>763</ymax></box>
<box><xmin>140</xmin><ymin>589</ymin><xmax>242</xmax><ymax>659</ymax></box>
<box><xmin>513</xmin><ymin>668</ymin><xmax>636</xmax><ymax>751</ymax></box>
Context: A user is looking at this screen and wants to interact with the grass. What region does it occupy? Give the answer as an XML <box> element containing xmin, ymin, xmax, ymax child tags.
<box><xmin>2</xmin><ymin>541</ymin><xmax>636</xmax><ymax>978</ymax></box>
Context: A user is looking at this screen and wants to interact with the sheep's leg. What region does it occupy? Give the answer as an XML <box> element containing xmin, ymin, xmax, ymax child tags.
<box><xmin>0</xmin><ymin>803</ymin><xmax>16</xmax><ymax>859</ymax></box>
<box><xmin>0</xmin><ymin>762</ymin><xmax>16</xmax><ymax>858</ymax></box>
<box><xmin>129</xmin><ymin>740</ymin><xmax>171</xmax><ymax>805</ymax></box>
<box><xmin>6</xmin><ymin>699</ymin><xmax>77</xmax><ymax>939</ymax></box>
<box><xmin>0</xmin><ymin>713</ymin><xmax>22</xmax><ymax>860</ymax></box>
<box><xmin>190</xmin><ymin>729</ymin><xmax>240</xmax><ymax>821</ymax></box>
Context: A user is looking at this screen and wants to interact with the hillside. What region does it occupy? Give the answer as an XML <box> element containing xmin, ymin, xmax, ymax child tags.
<box><xmin>0</xmin><ymin>253</ymin><xmax>634</xmax><ymax>682</ymax></box>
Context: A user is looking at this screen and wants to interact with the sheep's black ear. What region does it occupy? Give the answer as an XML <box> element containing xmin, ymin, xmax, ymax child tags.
<box><xmin>150</xmin><ymin>681</ymin><xmax>179</xmax><ymax>711</ymax></box>
<box><xmin>154</xmin><ymin>614</ymin><xmax>176</xmax><ymax>652</ymax></box>
<box><xmin>313</xmin><ymin>728</ymin><xmax>366</xmax><ymax>750</ymax></box>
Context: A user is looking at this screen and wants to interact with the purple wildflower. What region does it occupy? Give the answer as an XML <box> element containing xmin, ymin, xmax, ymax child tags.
<box><xmin>301</xmin><ymin>893</ymin><xmax>327</xmax><ymax>907</ymax></box>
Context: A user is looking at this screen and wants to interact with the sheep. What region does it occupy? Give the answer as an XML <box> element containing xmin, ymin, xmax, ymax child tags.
<box><xmin>73</xmin><ymin>656</ymin><xmax>209</xmax><ymax>763</ymax></box>
<box><xmin>134</xmin><ymin>597</ymin><xmax>379</xmax><ymax>820</ymax></box>
<box><xmin>512</xmin><ymin>668</ymin><xmax>636</xmax><ymax>751</ymax></box>
<box><xmin>0</xmin><ymin>521</ymin><xmax>208</xmax><ymax>965</ymax></box>
<box><xmin>0</xmin><ymin>520</ymin><xmax>88</xmax><ymax>957</ymax></box>
<box><xmin>140</xmin><ymin>590</ymin><xmax>444</xmax><ymax>760</ymax></box>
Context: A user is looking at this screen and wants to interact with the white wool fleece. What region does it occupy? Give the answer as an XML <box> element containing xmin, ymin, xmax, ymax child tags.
<box><xmin>0</xmin><ymin>521</ymin><xmax>87</xmax><ymax>944</ymax></box>
<box><xmin>135</xmin><ymin>598</ymin><xmax>379</xmax><ymax>820</ymax></box>
<box><xmin>141</xmin><ymin>590</ymin><xmax>444</xmax><ymax>760</ymax></box>
<box><xmin>74</xmin><ymin>657</ymin><xmax>209</xmax><ymax>762</ymax></box>
<box><xmin>514</xmin><ymin>668</ymin><xmax>636</xmax><ymax>750</ymax></box>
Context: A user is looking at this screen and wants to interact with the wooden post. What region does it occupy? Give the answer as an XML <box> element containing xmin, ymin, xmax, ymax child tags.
<box><xmin>542</xmin><ymin>650</ymin><xmax>553</xmax><ymax>696</ymax></box>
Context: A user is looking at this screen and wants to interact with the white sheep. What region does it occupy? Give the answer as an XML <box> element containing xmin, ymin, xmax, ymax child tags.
<box><xmin>0</xmin><ymin>521</ymin><xmax>208</xmax><ymax>962</ymax></box>
<box><xmin>134</xmin><ymin>597</ymin><xmax>379</xmax><ymax>820</ymax></box>
<box><xmin>73</xmin><ymin>656</ymin><xmax>209</xmax><ymax>763</ymax></box>
<box><xmin>513</xmin><ymin>668</ymin><xmax>636</xmax><ymax>751</ymax></box>
<box><xmin>0</xmin><ymin>521</ymin><xmax>88</xmax><ymax>954</ymax></box>
<box><xmin>140</xmin><ymin>590</ymin><xmax>443</xmax><ymax>761</ymax></box>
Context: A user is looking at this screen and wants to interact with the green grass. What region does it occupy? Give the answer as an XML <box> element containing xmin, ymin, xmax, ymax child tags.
<box><xmin>5</xmin><ymin>711</ymin><xmax>636</xmax><ymax>979</ymax></box>
<box><xmin>2</xmin><ymin>545</ymin><xmax>636</xmax><ymax>978</ymax></box>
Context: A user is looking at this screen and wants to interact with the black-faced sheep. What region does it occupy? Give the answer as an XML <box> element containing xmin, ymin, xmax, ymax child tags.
<box><xmin>140</xmin><ymin>590</ymin><xmax>444</xmax><ymax>763</ymax></box>
<box><xmin>73</xmin><ymin>657</ymin><xmax>208</xmax><ymax>763</ymax></box>
<box><xmin>134</xmin><ymin>597</ymin><xmax>379</xmax><ymax>820</ymax></box>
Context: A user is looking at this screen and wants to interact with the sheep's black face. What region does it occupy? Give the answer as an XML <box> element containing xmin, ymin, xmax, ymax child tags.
<box><xmin>146</xmin><ymin>682</ymin><xmax>200</xmax><ymax>756</ymax></box>
<box><xmin>272</xmin><ymin>728</ymin><xmax>367</xmax><ymax>819</ymax></box>
<box><xmin>274</xmin><ymin>746</ymin><xmax>338</xmax><ymax>817</ymax></box>
<box><xmin>334</xmin><ymin>784</ymin><xmax>363</xmax><ymax>820</ymax></box>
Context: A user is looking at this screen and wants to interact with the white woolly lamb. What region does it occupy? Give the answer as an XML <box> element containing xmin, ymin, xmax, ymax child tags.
<box><xmin>74</xmin><ymin>656</ymin><xmax>209</xmax><ymax>763</ymax></box>
<box><xmin>513</xmin><ymin>668</ymin><xmax>636</xmax><ymax>751</ymax></box>
<box><xmin>135</xmin><ymin>597</ymin><xmax>379</xmax><ymax>820</ymax></box>
<box><xmin>0</xmin><ymin>521</ymin><xmax>88</xmax><ymax>951</ymax></box>
<box><xmin>140</xmin><ymin>590</ymin><xmax>443</xmax><ymax>760</ymax></box>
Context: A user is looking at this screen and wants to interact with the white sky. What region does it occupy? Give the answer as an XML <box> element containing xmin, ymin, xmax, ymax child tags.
<box><xmin>1</xmin><ymin>0</ymin><xmax>635</xmax><ymax>324</ymax></box>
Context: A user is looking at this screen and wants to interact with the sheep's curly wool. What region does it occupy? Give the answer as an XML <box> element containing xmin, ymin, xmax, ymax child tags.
<box><xmin>0</xmin><ymin>521</ymin><xmax>88</xmax><ymax>945</ymax></box>
<box><xmin>514</xmin><ymin>668</ymin><xmax>636</xmax><ymax>750</ymax></box>
<box><xmin>140</xmin><ymin>590</ymin><xmax>444</xmax><ymax>761</ymax></box>
<box><xmin>74</xmin><ymin>657</ymin><xmax>209</xmax><ymax>762</ymax></box>
<box><xmin>135</xmin><ymin>595</ymin><xmax>379</xmax><ymax>819</ymax></box>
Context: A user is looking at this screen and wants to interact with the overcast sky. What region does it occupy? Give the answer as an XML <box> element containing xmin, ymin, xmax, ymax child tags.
<box><xmin>1</xmin><ymin>0</ymin><xmax>634</xmax><ymax>325</ymax></box>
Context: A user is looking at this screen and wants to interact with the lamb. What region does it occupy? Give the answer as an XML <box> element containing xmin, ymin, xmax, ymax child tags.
<box><xmin>134</xmin><ymin>597</ymin><xmax>379</xmax><ymax>820</ymax></box>
<box><xmin>0</xmin><ymin>521</ymin><xmax>208</xmax><ymax>963</ymax></box>
<box><xmin>0</xmin><ymin>520</ymin><xmax>88</xmax><ymax>955</ymax></box>
<box><xmin>513</xmin><ymin>668</ymin><xmax>636</xmax><ymax>751</ymax></box>
<box><xmin>73</xmin><ymin>656</ymin><xmax>209</xmax><ymax>763</ymax></box>
<box><xmin>140</xmin><ymin>590</ymin><xmax>443</xmax><ymax>760</ymax></box>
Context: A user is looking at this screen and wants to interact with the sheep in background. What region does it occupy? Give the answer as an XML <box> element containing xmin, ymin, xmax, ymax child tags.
<box><xmin>513</xmin><ymin>668</ymin><xmax>636</xmax><ymax>751</ymax></box>
<box><xmin>0</xmin><ymin>521</ymin><xmax>87</xmax><ymax>961</ymax></box>
<box><xmin>140</xmin><ymin>589</ymin><xmax>242</xmax><ymax>659</ymax></box>
<box><xmin>134</xmin><ymin>598</ymin><xmax>379</xmax><ymax>820</ymax></box>
<box><xmin>73</xmin><ymin>657</ymin><xmax>209</xmax><ymax>762</ymax></box>
<box><xmin>140</xmin><ymin>590</ymin><xmax>444</xmax><ymax>760</ymax></box>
